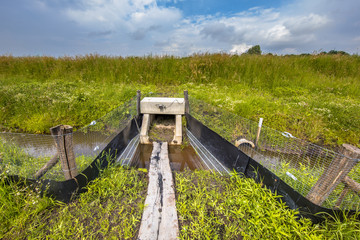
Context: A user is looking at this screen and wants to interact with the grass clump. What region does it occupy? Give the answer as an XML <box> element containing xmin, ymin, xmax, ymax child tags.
<box><xmin>0</xmin><ymin>166</ymin><xmax>148</xmax><ymax>239</ymax></box>
<box><xmin>175</xmin><ymin>170</ymin><xmax>316</xmax><ymax>239</ymax></box>
<box><xmin>175</xmin><ymin>170</ymin><xmax>360</xmax><ymax>239</ymax></box>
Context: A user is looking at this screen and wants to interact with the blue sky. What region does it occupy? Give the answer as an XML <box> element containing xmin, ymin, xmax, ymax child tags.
<box><xmin>1</xmin><ymin>0</ymin><xmax>359</xmax><ymax>56</ymax></box>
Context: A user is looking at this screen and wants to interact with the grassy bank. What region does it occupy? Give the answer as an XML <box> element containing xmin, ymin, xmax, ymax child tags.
<box><xmin>175</xmin><ymin>170</ymin><xmax>360</xmax><ymax>239</ymax></box>
<box><xmin>2</xmin><ymin>167</ymin><xmax>360</xmax><ymax>239</ymax></box>
<box><xmin>0</xmin><ymin>166</ymin><xmax>147</xmax><ymax>239</ymax></box>
<box><xmin>1</xmin><ymin>54</ymin><xmax>359</xmax><ymax>148</ymax></box>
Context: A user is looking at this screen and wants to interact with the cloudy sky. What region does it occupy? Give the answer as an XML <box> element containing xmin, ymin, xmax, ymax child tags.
<box><xmin>1</xmin><ymin>0</ymin><xmax>359</xmax><ymax>56</ymax></box>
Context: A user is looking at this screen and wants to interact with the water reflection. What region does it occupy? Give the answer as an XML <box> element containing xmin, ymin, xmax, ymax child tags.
<box><xmin>136</xmin><ymin>144</ymin><xmax>205</xmax><ymax>171</ymax></box>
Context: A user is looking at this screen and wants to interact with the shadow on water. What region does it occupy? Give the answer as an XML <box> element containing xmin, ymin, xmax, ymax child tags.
<box><xmin>135</xmin><ymin>144</ymin><xmax>206</xmax><ymax>171</ymax></box>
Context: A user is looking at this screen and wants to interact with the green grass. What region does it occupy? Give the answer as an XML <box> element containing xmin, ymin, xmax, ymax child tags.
<box><xmin>0</xmin><ymin>165</ymin><xmax>148</xmax><ymax>239</ymax></box>
<box><xmin>2</xmin><ymin>167</ymin><xmax>359</xmax><ymax>239</ymax></box>
<box><xmin>0</xmin><ymin>53</ymin><xmax>359</xmax><ymax>238</ymax></box>
<box><xmin>0</xmin><ymin>54</ymin><xmax>359</xmax><ymax>148</ymax></box>
<box><xmin>175</xmin><ymin>170</ymin><xmax>360</xmax><ymax>239</ymax></box>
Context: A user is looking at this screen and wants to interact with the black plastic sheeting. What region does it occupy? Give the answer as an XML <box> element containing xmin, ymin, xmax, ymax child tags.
<box><xmin>186</xmin><ymin>113</ymin><xmax>358</xmax><ymax>223</ymax></box>
<box><xmin>4</xmin><ymin>113</ymin><xmax>358</xmax><ymax>222</ymax></box>
<box><xmin>5</xmin><ymin>117</ymin><xmax>141</xmax><ymax>203</ymax></box>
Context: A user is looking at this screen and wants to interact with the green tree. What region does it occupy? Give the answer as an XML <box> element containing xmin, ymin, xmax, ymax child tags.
<box><xmin>246</xmin><ymin>45</ymin><xmax>261</xmax><ymax>55</ymax></box>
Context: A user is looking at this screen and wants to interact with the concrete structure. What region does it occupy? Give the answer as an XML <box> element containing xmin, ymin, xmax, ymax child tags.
<box><xmin>140</xmin><ymin>97</ymin><xmax>185</xmax><ymax>115</ymax></box>
<box><xmin>140</xmin><ymin>97</ymin><xmax>185</xmax><ymax>145</ymax></box>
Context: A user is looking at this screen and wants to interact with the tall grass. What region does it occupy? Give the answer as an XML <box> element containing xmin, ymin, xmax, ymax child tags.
<box><xmin>1</xmin><ymin>54</ymin><xmax>359</xmax><ymax>148</ymax></box>
<box><xmin>1</xmin><ymin>54</ymin><xmax>360</xmax><ymax>88</ymax></box>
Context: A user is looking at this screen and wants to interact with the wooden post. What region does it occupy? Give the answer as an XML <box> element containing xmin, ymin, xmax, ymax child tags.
<box><xmin>137</xmin><ymin>90</ymin><xmax>141</xmax><ymax>118</ymax></box>
<box><xmin>255</xmin><ymin>118</ymin><xmax>263</xmax><ymax>147</ymax></box>
<box><xmin>343</xmin><ymin>175</ymin><xmax>360</xmax><ymax>193</ymax></box>
<box><xmin>184</xmin><ymin>90</ymin><xmax>189</xmax><ymax>114</ymax></box>
<box><xmin>63</xmin><ymin>125</ymin><xmax>78</xmax><ymax>178</ymax></box>
<box><xmin>335</xmin><ymin>176</ymin><xmax>360</xmax><ymax>208</ymax></box>
<box><xmin>50</xmin><ymin>125</ymin><xmax>78</xmax><ymax>180</ymax></box>
<box><xmin>34</xmin><ymin>154</ymin><xmax>59</xmax><ymax>179</ymax></box>
<box><xmin>335</xmin><ymin>186</ymin><xmax>350</xmax><ymax>208</ymax></box>
<box><xmin>306</xmin><ymin>144</ymin><xmax>360</xmax><ymax>205</ymax></box>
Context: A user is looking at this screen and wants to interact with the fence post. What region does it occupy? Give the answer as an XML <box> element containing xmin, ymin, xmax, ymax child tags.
<box><xmin>184</xmin><ymin>90</ymin><xmax>189</xmax><ymax>114</ymax></box>
<box><xmin>63</xmin><ymin>125</ymin><xmax>78</xmax><ymax>178</ymax></box>
<box><xmin>255</xmin><ymin>118</ymin><xmax>263</xmax><ymax>147</ymax></box>
<box><xmin>137</xmin><ymin>90</ymin><xmax>141</xmax><ymax>118</ymax></box>
<box><xmin>50</xmin><ymin>125</ymin><xmax>78</xmax><ymax>180</ymax></box>
<box><xmin>306</xmin><ymin>144</ymin><xmax>360</xmax><ymax>206</ymax></box>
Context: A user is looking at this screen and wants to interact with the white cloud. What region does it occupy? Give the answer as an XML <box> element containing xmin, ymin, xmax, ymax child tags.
<box><xmin>65</xmin><ymin>0</ymin><xmax>182</xmax><ymax>40</ymax></box>
<box><xmin>9</xmin><ymin>0</ymin><xmax>359</xmax><ymax>56</ymax></box>
<box><xmin>158</xmin><ymin>8</ymin><xmax>330</xmax><ymax>55</ymax></box>
<box><xmin>284</xmin><ymin>14</ymin><xmax>329</xmax><ymax>35</ymax></box>
<box><xmin>230</xmin><ymin>44</ymin><xmax>252</xmax><ymax>54</ymax></box>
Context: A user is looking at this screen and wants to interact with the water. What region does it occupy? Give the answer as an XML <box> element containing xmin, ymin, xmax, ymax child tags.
<box><xmin>135</xmin><ymin>144</ymin><xmax>205</xmax><ymax>171</ymax></box>
<box><xmin>0</xmin><ymin>131</ymin><xmax>111</xmax><ymax>158</ymax></box>
<box><xmin>1</xmin><ymin>131</ymin><xmax>208</xmax><ymax>172</ymax></box>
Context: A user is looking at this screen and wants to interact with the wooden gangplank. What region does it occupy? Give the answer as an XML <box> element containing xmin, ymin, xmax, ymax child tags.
<box><xmin>138</xmin><ymin>142</ymin><xmax>179</xmax><ymax>240</ymax></box>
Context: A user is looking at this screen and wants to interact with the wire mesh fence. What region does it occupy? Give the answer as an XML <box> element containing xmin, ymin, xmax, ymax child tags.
<box><xmin>1</xmin><ymin>92</ymin><xmax>359</xmax><ymax>210</ymax></box>
<box><xmin>0</xmin><ymin>97</ymin><xmax>137</xmax><ymax>181</ymax></box>
<box><xmin>189</xmin><ymin>97</ymin><xmax>360</xmax><ymax>210</ymax></box>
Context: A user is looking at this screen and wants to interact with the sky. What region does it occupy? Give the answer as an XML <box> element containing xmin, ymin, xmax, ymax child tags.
<box><xmin>0</xmin><ymin>0</ymin><xmax>359</xmax><ymax>56</ymax></box>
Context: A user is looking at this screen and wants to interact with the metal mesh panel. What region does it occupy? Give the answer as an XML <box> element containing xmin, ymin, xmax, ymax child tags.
<box><xmin>189</xmin><ymin>97</ymin><xmax>360</xmax><ymax>210</ymax></box>
<box><xmin>0</xmin><ymin>97</ymin><xmax>137</xmax><ymax>181</ymax></box>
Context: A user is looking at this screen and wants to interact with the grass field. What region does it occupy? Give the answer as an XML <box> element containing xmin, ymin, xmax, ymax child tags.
<box><xmin>1</xmin><ymin>54</ymin><xmax>359</xmax><ymax>148</ymax></box>
<box><xmin>1</xmin><ymin>54</ymin><xmax>360</xmax><ymax>238</ymax></box>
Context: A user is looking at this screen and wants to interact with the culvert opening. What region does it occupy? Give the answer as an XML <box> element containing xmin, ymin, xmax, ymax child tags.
<box><xmin>131</xmin><ymin>114</ymin><xmax>206</xmax><ymax>171</ymax></box>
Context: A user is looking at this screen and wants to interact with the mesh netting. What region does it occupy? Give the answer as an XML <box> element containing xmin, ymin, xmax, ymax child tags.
<box><xmin>0</xmin><ymin>97</ymin><xmax>137</xmax><ymax>181</ymax></box>
<box><xmin>189</xmin><ymin>97</ymin><xmax>360</xmax><ymax>210</ymax></box>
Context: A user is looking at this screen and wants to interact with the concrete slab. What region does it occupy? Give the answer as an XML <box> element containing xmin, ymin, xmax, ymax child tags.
<box><xmin>140</xmin><ymin>97</ymin><xmax>185</xmax><ymax>115</ymax></box>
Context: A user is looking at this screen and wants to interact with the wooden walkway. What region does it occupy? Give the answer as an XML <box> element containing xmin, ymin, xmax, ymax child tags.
<box><xmin>138</xmin><ymin>142</ymin><xmax>179</xmax><ymax>240</ymax></box>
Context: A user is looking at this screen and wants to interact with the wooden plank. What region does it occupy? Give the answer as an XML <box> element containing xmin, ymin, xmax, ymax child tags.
<box><xmin>138</xmin><ymin>142</ymin><xmax>179</xmax><ymax>240</ymax></box>
<box><xmin>307</xmin><ymin>144</ymin><xmax>360</xmax><ymax>205</ymax></box>
<box><xmin>158</xmin><ymin>142</ymin><xmax>179</xmax><ymax>240</ymax></box>
<box><xmin>34</xmin><ymin>154</ymin><xmax>59</xmax><ymax>179</ymax></box>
